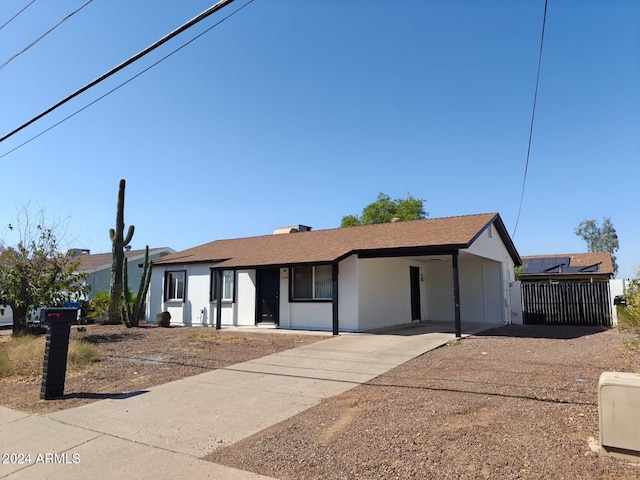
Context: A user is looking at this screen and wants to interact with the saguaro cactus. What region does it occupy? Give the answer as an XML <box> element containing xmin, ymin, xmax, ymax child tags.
<box><xmin>122</xmin><ymin>245</ymin><xmax>152</xmax><ymax>327</ymax></box>
<box><xmin>108</xmin><ymin>179</ymin><xmax>135</xmax><ymax>323</ymax></box>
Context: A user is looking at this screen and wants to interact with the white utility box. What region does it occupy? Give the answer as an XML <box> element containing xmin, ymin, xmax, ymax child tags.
<box><xmin>599</xmin><ymin>371</ymin><xmax>640</xmax><ymax>461</ymax></box>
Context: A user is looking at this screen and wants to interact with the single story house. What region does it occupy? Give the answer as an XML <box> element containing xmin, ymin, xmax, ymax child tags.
<box><xmin>519</xmin><ymin>253</ymin><xmax>614</xmax><ymax>282</ymax></box>
<box><xmin>70</xmin><ymin>247</ymin><xmax>175</xmax><ymax>298</ymax></box>
<box><xmin>149</xmin><ymin>213</ymin><xmax>521</xmax><ymax>336</ymax></box>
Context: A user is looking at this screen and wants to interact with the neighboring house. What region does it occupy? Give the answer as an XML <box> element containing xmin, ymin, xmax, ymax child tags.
<box><xmin>149</xmin><ymin>213</ymin><xmax>521</xmax><ymax>335</ymax></box>
<box><xmin>518</xmin><ymin>252</ymin><xmax>615</xmax><ymax>326</ymax></box>
<box><xmin>71</xmin><ymin>247</ymin><xmax>176</xmax><ymax>298</ymax></box>
<box><xmin>519</xmin><ymin>253</ymin><xmax>614</xmax><ymax>282</ymax></box>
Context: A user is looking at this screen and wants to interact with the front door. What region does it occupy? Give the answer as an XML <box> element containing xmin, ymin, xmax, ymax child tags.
<box><xmin>257</xmin><ymin>268</ymin><xmax>280</xmax><ymax>324</ymax></box>
<box><xmin>410</xmin><ymin>266</ymin><xmax>421</xmax><ymax>321</ymax></box>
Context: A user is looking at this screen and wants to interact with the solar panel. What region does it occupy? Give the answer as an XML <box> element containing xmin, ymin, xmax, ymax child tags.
<box><xmin>521</xmin><ymin>256</ymin><xmax>570</xmax><ymax>274</ymax></box>
<box><xmin>522</xmin><ymin>256</ymin><xmax>602</xmax><ymax>275</ymax></box>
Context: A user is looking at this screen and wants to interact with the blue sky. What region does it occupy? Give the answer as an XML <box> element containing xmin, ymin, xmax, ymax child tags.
<box><xmin>1</xmin><ymin>1</ymin><xmax>638</xmax><ymax>278</ymax></box>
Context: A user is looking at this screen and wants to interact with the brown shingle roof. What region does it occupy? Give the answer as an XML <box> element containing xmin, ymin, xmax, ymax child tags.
<box><xmin>74</xmin><ymin>248</ymin><xmax>173</xmax><ymax>272</ymax></box>
<box><xmin>521</xmin><ymin>252</ymin><xmax>614</xmax><ymax>276</ymax></box>
<box><xmin>154</xmin><ymin>213</ymin><xmax>520</xmax><ymax>268</ymax></box>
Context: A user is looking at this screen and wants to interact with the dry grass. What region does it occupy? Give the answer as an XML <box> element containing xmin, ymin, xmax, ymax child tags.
<box><xmin>181</xmin><ymin>329</ymin><xmax>249</xmax><ymax>344</ymax></box>
<box><xmin>0</xmin><ymin>335</ymin><xmax>100</xmax><ymax>380</ymax></box>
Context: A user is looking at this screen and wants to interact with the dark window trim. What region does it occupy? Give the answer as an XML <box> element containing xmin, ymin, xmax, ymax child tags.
<box><xmin>164</xmin><ymin>270</ymin><xmax>186</xmax><ymax>303</ymax></box>
<box><xmin>289</xmin><ymin>264</ymin><xmax>333</xmax><ymax>302</ymax></box>
<box><xmin>210</xmin><ymin>269</ymin><xmax>236</xmax><ymax>303</ymax></box>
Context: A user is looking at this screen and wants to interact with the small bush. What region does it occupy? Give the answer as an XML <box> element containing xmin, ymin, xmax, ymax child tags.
<box><xmin>87</xmin><ymin>290</ymin><xmax>110</xmax><ymax>322</ymax></box>
<box><xmin>0</xmin><ymin>335</ymin><xmax>100</xmax><ymax>380</ymax></box>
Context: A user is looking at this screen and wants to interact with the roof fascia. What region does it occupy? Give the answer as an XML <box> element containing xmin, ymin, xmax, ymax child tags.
<box><xmin>356</xmin><ymin>246</ymin><xmax>462</xmax><ymax>259</ymax></box>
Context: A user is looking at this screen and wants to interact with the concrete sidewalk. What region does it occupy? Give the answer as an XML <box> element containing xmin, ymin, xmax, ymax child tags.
<box><xmin>0</xmin><ymin>322</ymin><xmax>488</xmax><ymax>479</ymax></box>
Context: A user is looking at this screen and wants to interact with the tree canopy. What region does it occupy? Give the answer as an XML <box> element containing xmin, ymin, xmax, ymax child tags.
<box><xmin>0</xmin><ymin>209</ymin><xmax>87</xmax><ymax>334</ymax></box>
<box><xmin>574</xmin><ymin>217</ymin><xmax>619</xmax><ymax>276</ymax></box>
<box><xmin>340</xmin><ymin>193</ymin><xmax>427</xmax><ymax>227</ymax></box>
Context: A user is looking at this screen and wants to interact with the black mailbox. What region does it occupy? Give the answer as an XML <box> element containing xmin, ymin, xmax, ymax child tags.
<box><xmin>40</xmin><ymin>308</ymin><xmax>77</xmax><ymax>400</ymax></box>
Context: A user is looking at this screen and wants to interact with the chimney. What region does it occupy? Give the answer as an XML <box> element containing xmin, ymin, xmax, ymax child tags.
<box><xmin>272</xmin><ymin>224</ymin><xmax>313</xmax><ymax>235</ymax></box>
<box><xmin>66</xmin><ymin>248</ymin><xmax>90</xmax><ymax>257</ymax></box>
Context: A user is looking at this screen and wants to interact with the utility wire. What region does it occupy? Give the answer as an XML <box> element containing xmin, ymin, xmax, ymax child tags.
<box><xmin>0</xmin><ymin>0</ymin><xmax>255</xmax><ymax>160</ymax></box>
<box><xmin>0</xmin><ymin>0</ymin><xmax>94</xmax><ymax>72</ymax></box>
<box><xmin>0</xmin><ymin>0</ymin><xmax>36</xmax><ymax>31</ymax></box>
<box><xmin>512</xmin><ymin>0</ymin><xmax>548</xmax><ymax>239</ymax></box>
<box><xmin>0</xmin><ymin>0</ymin><xmax>237</xmax><ymax>144</ymax></box>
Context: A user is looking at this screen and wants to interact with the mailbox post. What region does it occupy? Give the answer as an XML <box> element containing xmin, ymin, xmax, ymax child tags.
<box><xmin>40</xmin><ymin>308</ymin><xmax>77</xmax><ymax>400</ymax></box>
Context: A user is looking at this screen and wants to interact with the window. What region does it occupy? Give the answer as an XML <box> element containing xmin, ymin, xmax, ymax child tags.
<box><xmin>292</xmin><ymin>265</ymin><xmax>332</xmax><ymax>300</ymax></box>
<box><xmin>164</xmin><ymin>271</ymin><xmax>185</xmax><ymax>301</ymax></box>
<box><xmin>211</xmin><ymin>270</ymin><xmax>235</xmax><ymax>302</ymax></box>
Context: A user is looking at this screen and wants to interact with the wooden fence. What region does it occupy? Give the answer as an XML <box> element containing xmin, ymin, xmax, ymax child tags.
<box><xmin>521</xmin><ymin>281</ymin><xmax>612</xmax><ymax>326</ymax></box>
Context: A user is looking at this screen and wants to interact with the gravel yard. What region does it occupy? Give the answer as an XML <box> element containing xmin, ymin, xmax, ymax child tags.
<box><xmin>205</xmin><ymin>325</ymin><xmax>640</xmax><ymax>479</ymax></box>
<box><xmin>1</xmin><ymin>323</ymin><xmax>639</xmax><ymax>478</ymax></box>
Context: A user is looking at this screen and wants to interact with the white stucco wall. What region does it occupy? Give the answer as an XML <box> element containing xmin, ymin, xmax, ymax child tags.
<box><xmin>458</xmin><ymin>254</ymin><xmax>504</xmax><ymax>324</ymax></box>
<box><xmin>337</xmin><ymin>255</ymin><xmax>359</xmax><ymax>332</ymax></box>
<box><xmin>278</xmin><ymin>268</ymin><xmax>291</xmax><ymax>328</ymax></box>
<box><xmin>423</xmin><ymin>259</ymin><xmax>454</xmax><ymax>322</ymax></box>
<box><xmin>465</xmin><ymin>225</ymin><xmax>516</xmax><ymax>325</ymax></box>
<box><xmin>287</xmin><ymin>302</ymin><xmax>333</xmax><ymax>330</ymax></box>
<box><xmin>147</xmin><ymin>223</ymin><xmax>517</xmax><ymax>331</ymax></box>
<box><xmin>235</xmin><ymin>270</ymin><xmax>256</xmax><ymax>326</ymax></box>
<box><xmin>277</xmin><ymin>259</ymin><xmax>359</xmax><ymax>332</ymax></box>
<box><xmin>510</xmin><ymin>280</ymin><xmax>523</xmax><ymax>324</ymax></box>
<box><xmin>149</xmin><ymin>264</ymin><xmax>217</xmax><ymax>327</ymax></box>
<box><xmin>356</xmin><ymin>257</ymin><xmax>420</xmax><ymax>331</ymax></box>
<box><xmin>148</xmin><ymin>266</ymin><xmax>164</xmax><ymax>322</ymax></box>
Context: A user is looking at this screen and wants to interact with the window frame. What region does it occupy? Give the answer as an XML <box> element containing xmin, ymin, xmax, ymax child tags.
<box><xmin>210</xmin><ymin>269</ymin><xmax>236</xmax><ymax>303</ymax></box>
<box><xmin>290</xmin><ymin>264</ymin><xmax>333</xmax><ymax>302</ymax></box>
<box><xmin>164</xmin><ymin>270</ymin><xmax>186</xmax><ymax>302</ymax></box>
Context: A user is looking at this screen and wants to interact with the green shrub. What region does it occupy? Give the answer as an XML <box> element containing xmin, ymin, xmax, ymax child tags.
<box><xmin>87</xmin><ymin>291</ymin><xmax>110</xmax><ymax>321</ymax></box>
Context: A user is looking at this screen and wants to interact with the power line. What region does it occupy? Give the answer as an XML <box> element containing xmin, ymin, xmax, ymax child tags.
<box><xmin>0</xmin><ymin>0</ymin><xmax>36</xmax><ymax>31</ymax></box>
<box><xmin>0</xmin><ymin>0</ymin><xmax>255</xmax><ymax>160</ymax></box>
<box><xmin>0</xmin><ymin>0</ymin><xmax>94</xmax><ymax>72</ymax></box>
<box><xmin>512</xmin><ymin>0</ymin><xmax>548</xmax><ymax>239</ymax></box>
<box><xmin>0</xmin><ymin>0</ymin><xmax>238</xmax><ymax>144</ymax></box>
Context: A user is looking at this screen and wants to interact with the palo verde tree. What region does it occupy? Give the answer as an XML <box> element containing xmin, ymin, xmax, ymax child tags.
<box><xmin>574</xmin><ymin>217</ymin><xmax>620</xmax><ymax>276</ymax></box>
<box><xmin>341</xmin><ymin>193</ymin><xmax>427</xmax><ymax>227</ymax></box>
<box><xmin>0</xmin><ymin>207</ymin><xmax>88</xmax><ymax>335</ymax></box>
<box><xmin>108</xmin><ymin>179</ymin><xmax>135</xmax><ymax>323</ymax></box>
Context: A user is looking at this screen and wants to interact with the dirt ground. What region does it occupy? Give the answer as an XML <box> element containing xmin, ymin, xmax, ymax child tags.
<box><xmin>1</xmin><ymin>323</ymin><xmax>640</xmax><ymax>479</ymax></box>
<box><xmin>205</xmin><ymin>325</ymin><xmax>640</xmax><ymax>480</ymax></box>
<box><xmin>0</xmin><ymin>324</ymin><xmax>328</xmax><ymax>414</ymax></box>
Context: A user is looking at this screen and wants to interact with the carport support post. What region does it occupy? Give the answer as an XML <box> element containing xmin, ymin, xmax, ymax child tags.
<box><xmin>332</xmin><ymin>262</ymin><xmax>339</xmax><ymax>335</ymax></box>
<box><xmin>452</xmin><ymin>251</ymin><xmax>462</xmax><ymax>338</ymax></box>
<box><xmin>214</xmin><ymin>269</ymin><xmax>222</xmax><ymax>330</ymax></box>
